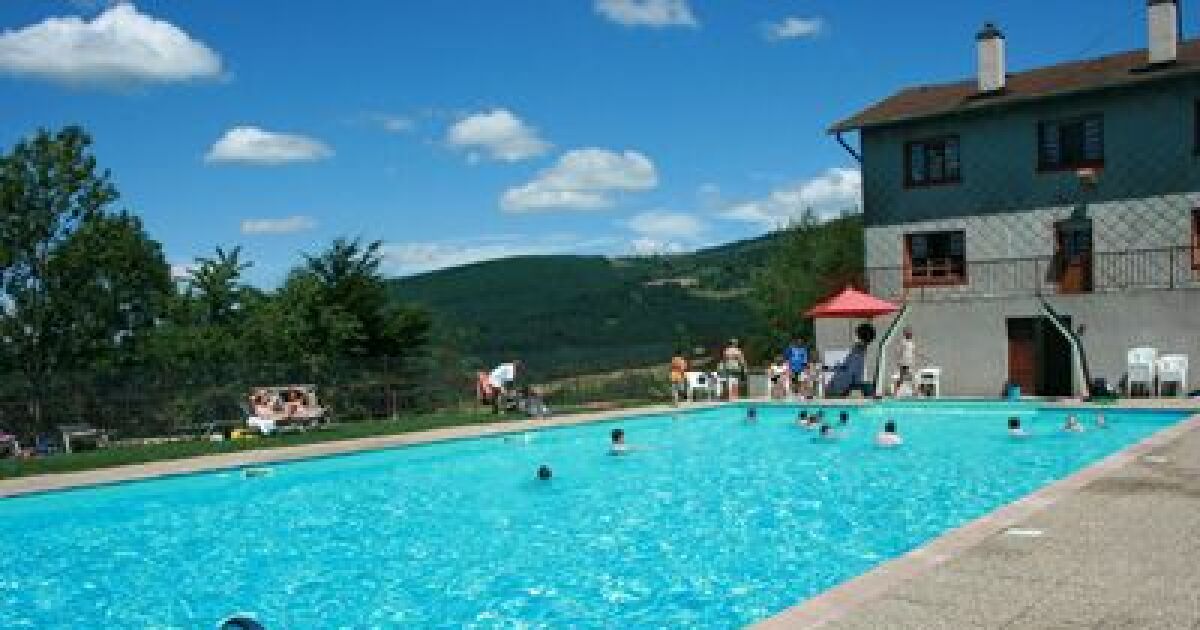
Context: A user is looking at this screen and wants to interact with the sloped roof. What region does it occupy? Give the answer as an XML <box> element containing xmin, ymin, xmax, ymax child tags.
<box><xmin>830</xmin><ymin>39</ymin><xmax>1200</xmax><ymax>133</ymax></box>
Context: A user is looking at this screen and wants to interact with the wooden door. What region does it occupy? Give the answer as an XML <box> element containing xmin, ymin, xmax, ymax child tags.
<box><xmin>1007</xmin><ymin>319</ymin><xmax>1036</xmax><ymax>394</ymax></box>
<box><xmin>1055</xmin><ymin>220</ymin><xmax>1093</xmax><ymax>293</ymax></box>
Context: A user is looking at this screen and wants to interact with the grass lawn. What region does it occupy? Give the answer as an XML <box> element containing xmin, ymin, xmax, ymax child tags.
<box><xmin>0</xmin><ymin>400</ymin><xmax>660</xmax><ymax>481</ymax></box>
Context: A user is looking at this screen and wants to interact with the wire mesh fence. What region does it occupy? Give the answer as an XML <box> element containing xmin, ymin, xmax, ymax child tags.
<box><xmin>0</xmin><ymin>356</ymin><xmax>673</xmax><ymax>443</ymax></box>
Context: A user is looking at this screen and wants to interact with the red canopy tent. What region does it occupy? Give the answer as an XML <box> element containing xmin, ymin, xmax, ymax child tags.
<box><xmin>805</xmin><ymin>286</ymin><xmax>899</xmax><ymax>319</ymax></box>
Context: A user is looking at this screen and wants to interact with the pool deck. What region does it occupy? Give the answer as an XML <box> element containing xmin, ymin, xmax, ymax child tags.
<box><xmin>756</xmin><ymin>400</ymin><xmax>1200</xmax><ymax>630</ymax></box>
<box><xmin>0</xmin><ymin>403</ymin><xmax>714</xmax><ymax>499</ymax></box>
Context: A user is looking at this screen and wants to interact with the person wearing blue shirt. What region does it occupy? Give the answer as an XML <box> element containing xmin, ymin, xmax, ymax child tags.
<box><xmin>785</xmin><ymin>337</ymin><xmax>809</xmax><ymax>393</ymax></box>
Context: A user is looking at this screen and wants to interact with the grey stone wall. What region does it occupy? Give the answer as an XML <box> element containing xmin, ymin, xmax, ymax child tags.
<box><xmin>816</xmin><ymin>290</ymin><xmax>1200</xmax><ymax>397</ymax></box>
<box><xmin>863</xmin><ymin>193</ymin><xmax>1200</xmax><ymax>299</ymax></box>
<box><xmin>860</xmin><ymin>73</ymin><xmax>1200</xmax><ymax>229</ymax></box>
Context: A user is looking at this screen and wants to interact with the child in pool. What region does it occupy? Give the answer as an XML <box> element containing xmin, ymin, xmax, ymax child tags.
<box><xmin>875</xmin><ymin>420</ymin><xmax>903</xmax><ymax>447</ymax></box>
<box><xmin>1008</xmin><ymin>416</ymin><xmax>1029</xmax><ymax>438</ymax></box>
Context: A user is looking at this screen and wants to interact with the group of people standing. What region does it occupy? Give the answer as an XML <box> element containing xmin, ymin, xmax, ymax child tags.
<box><xmin>669</xmin><ymin>338</ymin><xmax>750</xmax><ymax>404</ymax></box>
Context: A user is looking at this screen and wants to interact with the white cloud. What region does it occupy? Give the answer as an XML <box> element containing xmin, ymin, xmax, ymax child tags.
<box><xmin>501</xmin><ymin>148</ymin><xmax>658</xmax><ymax>212</ymax></box>
<box><xmin>626</xmin><ymin>211</ymin><xmax>706</xmax><ymax>240</ymax></box>
<box><xmin>206</xmin><ymin>127</ymin><xmax>333</xmax><ymax>166</ymax></box>
<box><xmin>446</xmin><ymin>109</ymin><xmax>551</xmax><ymax>162</ymax></box>
<box><xmin>382</xmin><ymin>234</ymin><xmax>624</xmax><ymax>276</ymax></box>
<box><xmin>373</xmin><ymin>114</ymin><xmax>414</xmax><ymax>133</ymax></box>
<box><xmin>240</xmin><ymin>215</ymin><xmax>317</xmax><ymax>235</ymax></box>
<box><xmin>723</xmin><ymin>167</ymin><xmax>861</xmax><ymax>229</ymax></box>
<box><xmin>0</xmin><ymin>3</ymin><xmax>223</xmax><ymax>85</ymax></box>
<box><xmin>169</xmin><ymin>262</ymin><xmax>194</xmax><ymax>281</ymax></box>
<box><xmin>596</xmin><ymin>0</ymin><xmax>699</xmax><ymax>28</ymax></box>
<box><xmin>630</xmin><ymin>237</ymin><xmax>685</xmax><ymax>256</ymax></box>
<box><xmin>764</xmin><ymin>17</ymin><xmax>825</xmax><ymax>42</ymax></box>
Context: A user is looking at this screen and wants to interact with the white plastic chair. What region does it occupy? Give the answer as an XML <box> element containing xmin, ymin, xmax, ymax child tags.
<box><xmin>916</xmin><ymin>367</ymin><xmax>942</xmax><ymax>398</ymax></box>
<box><xmin>1127</xmin><ymin>347</ymin><xmax>1158</xmax><ymax>397</ymax></box>
<box><xmin>1156</xmin><ymin>355</ymin><xmax>1189</xmax><ymax>397</ymax></box>
<box><xmin>685</xmin><ymin>371</ymin><xmax>715</xmax><ymax>401</ymax></box>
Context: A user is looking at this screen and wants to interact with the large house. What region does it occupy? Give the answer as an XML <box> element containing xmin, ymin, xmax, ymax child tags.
<box><xmin>823</xmin><ymin>0</ymin><xmax>1199</xmax><ymax>396</ymax></box>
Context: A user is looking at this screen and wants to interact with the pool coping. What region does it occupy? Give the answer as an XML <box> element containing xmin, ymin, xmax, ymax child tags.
<box><xmin>0</xmin><ymin>402</ymin><xmax>724</xmax><ymax>499</ymax></box>
<box><xmin>750</xmin><ymin>406</ymin><xmax>1200</xmax><ymax>629</ymax></box>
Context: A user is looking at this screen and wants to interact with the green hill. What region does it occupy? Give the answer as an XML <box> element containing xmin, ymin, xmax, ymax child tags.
<box><xmin>388</xmin><ymin>233</ymin><xmax>785</xmax><ymax>378</ymax></box>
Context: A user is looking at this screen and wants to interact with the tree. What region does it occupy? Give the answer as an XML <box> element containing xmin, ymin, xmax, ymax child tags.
<box><xmin>0</xmin><ymin>127</ymin><xmax>118</xmax><ymax>384</ymax></box>
<box><xmin>44</xmin><ymin>211</ymin><xmax>172</xmax><ymax>371</ymax></box>
<box><xmin>0</xmin><ymin>128</ymin><xmax>173</xmax><ymax>432</ymax></box>
<box><xmin>751</xmin><ymin>210</ymin><xmax>864</xmax><ymax>353</ymax></box>
<box><xmin>188</xmin><ymin>245</ymin><xmax>252</xmax><ymax>327</ymax></box>
<box><xmin>289</xmin><ymin>237</ymin><xmax>431</xmax><ymax>359</ymax></box>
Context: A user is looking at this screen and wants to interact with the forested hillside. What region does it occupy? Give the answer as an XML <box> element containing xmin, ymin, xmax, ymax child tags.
<box><xmin>389</xmin><ymin>213</ymin><xmax>863</xmax><ymax>378</ymax></box>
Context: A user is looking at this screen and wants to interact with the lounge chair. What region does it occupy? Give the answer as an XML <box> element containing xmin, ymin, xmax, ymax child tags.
<box><xmin>0</xmin><ymin>431</ymin><xmax>19</xmax><ymax>458</ymax></box>
<box><xmin>245</xmin><ymin>385</ymin><xmax>327</xmax><ymax>434</ymax></box>
<box><xmin>57</xmin><ymin>423</ymin><xmax>109</xmax><ymax>454</ymax></box>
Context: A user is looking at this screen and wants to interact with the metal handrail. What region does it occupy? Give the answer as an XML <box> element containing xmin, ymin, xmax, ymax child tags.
<box><xmin>867</xmin><ymin>245</ymin><xmax>1198</xmax><ymax>302</ymax></box>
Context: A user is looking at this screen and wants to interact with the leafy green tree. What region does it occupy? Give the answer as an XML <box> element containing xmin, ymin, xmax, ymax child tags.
<box><xmin>0</xmin><ymin>127</ymin><xmax>118</xmax><ymax>384</ymax></box>
<box><xmin>44</xmin><ymin>211</ymin><xmax>172</xmax><ymax>370</ymax></box>
<box><xmin>751</xmin><ymin>210</ymin><xmax>864</xmax><ymax>353</ymax></box>
<box><xmin>188</xmin><ymin>245</ymin><xmax>252</xmax><ymax>327</ymax></box>
<box><xmin>289</xmin><ymin>237</ymin><xmax>431</xmax><ymax>359</ymax></box>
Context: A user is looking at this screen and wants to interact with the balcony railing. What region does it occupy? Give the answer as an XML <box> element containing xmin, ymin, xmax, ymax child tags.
<box><xmin>867</xmin><ymin>246</ymin><xmax>1200</xmax><ymax>302</ymax></box>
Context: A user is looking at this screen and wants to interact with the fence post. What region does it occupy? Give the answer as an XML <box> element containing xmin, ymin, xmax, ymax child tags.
<box><xmin>1170</xmin><ymin>247</ymin><xmax>1176</xmax><ymax>290</ymax></box>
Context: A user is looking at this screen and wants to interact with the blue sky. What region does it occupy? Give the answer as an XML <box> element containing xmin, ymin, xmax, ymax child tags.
<box><xmin>0</xmin><ymin>0</ymin><xmax>1188</xmax><ymax>284</ymax></box>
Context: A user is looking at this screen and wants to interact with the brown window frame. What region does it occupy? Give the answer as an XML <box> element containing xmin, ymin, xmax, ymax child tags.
<box><xmin>903</xmin><ymin>230</ymin><xmax>968</xmax><ymax>288</ymax></box>
<box><xmin>1192</xmin><ymin>207</ymin><xmax>1200</xmax><ymax>270</ymax></box>
<box><xmin>904</xmin><ymin>136</ymin><xmax>961</xmax><ymax>188</ymax></box>
<box><xmin>1195</xmin><ymin>101</ymin><xmax>1200</xmax><ymax>156</ymax></box>
<box><xmin>1037</xmin><ymin>114</ymin><xmax>1104</xmax><ymax>172</ymax></box>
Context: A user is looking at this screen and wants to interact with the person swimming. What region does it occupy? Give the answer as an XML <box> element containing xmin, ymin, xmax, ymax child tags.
<box><xmin>746</xmin><ymin>406</ymin><xmax>758</xmax><ymax>423</ymax></box>
<box><xmin>1063</xmin><ymin>415</ymin><xmax>1085</xmax><ymax>433</ymax></box>
<box><xmin>838</xmin><ymin>411</ymin><xmax>850</xmax><ymax>426</ymax></box>
<box><xmin>1008</xmin><ymin>416</ymin><xmax>1028</xmax><ymax>438</ymax></box>
<box><xmin>536</xmin><ymin>465</ymin><xmax>553</xmax><ymax>480</ymax></box>
<box><xmin>1095</xmin><ymin>413</ymin><xmax>1108</xmax><ymax>429</ymax></box>
<box><xmin>875</xmin><ymin>420</ymin><xmax>903</xmax><ymax>447</ymax></box>
<box><xmin>610</xmin><ymin>428</ymin><xmax>629</xmax><ymax>455</ymax></box>
<box><xmin>812</xmin><ymin>423</ymin><xmax>841</xmax><ymax>442</ymax></box>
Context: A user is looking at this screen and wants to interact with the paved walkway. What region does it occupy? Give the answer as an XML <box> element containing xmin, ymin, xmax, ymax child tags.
<box><xmin>759</xmin><ymin>412</ymin><xmax>1200</xmax><ymax>630</ymax></box>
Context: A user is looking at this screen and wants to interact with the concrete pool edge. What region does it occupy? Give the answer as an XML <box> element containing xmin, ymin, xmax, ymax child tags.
<box><xmin>751</xmin><ymin>408</ymin><xmax>1200</xmax><ymax>630</ymax></box>
<box><xmin>0</xmin><ymin>402</ymin><xmax>724</xmax><ymax>499</ymax></box>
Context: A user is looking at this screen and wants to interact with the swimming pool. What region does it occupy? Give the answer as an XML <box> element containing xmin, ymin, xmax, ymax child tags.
<box><xmin>0</xmin><ymin>403</ymin><xmax>1190</xmax><ymax>628</ymax></box>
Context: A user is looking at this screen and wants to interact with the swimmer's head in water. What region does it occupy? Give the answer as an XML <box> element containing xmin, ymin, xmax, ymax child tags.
<box><xmin>611</xmin><ymin>428</ymin><xmax>625</xmax><ymax>443</ymax></box>
<box><xmin>799</xmin><ymin>410</ymin><xmax>808</xmax><ymax>419</ymax></box>
<box><xmin>819</xmin><ymin>424</ymin><xmax>831</xmax><ymax>436</ymax></box>
<box><xmin>1008</xmin><ymin>416</ymin><xmax>1021</xmax><ymax>429</ymax></box>
<box><xmin>537</xmin><ymin>465</ymin><xmax>552</xmax><ymax>480</ymax></box>
<box><xmin>884</xmin><ymin>420</ymin><xmax>897</xmax><ymax>433</ymax></box>
<box><xmin>839</xmin><ymin>411</ymin><xmax>849</xmax><ymax>424</ymax></box>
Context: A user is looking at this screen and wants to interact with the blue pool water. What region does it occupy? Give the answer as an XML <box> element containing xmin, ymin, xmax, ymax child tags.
<box><xmin>0</xmin><ymin>403</ymin><xmax>1190</xmax><ymax>629</ymax></box>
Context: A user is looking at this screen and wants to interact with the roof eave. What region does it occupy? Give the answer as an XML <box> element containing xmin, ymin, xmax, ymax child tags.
<box><xmin>827</xmin><ymin>63</ymin><xmax>1200</xmax><ymax>134</ymax></box>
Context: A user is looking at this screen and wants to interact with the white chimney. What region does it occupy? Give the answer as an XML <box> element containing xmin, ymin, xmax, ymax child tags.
<box><xmin>976</xmin><ymin>23</ymin><xmax>1006</xmax><ymax>93</ymax></box>
<box><xmin>1148</xmin><ymin>0</ymin><xmax>1180</xmax><ymax>65</ymax></box>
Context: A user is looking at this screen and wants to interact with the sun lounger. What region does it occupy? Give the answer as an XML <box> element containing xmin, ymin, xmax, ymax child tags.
<box><xmin>0</xmin><ymin>431</ymin><xmax>19</xmax><ymax>458</ymax></box>
<box><xmin>57</xmin><ymin>423</ymin><xmax>109</xmax><ymax>453</ymax></box>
